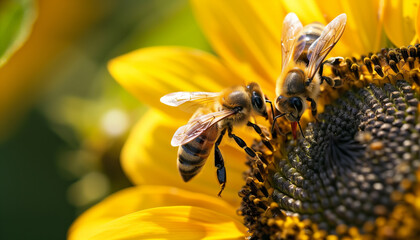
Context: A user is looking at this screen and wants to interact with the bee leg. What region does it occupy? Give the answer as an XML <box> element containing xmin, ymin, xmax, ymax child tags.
<box><xmin>317</xmin><ymin>60</ymin><xmax>330</xmax><ymax>83</ymax></box>
<box><xmin>322</xmin><ymin>57</ymin><xmax>344</xmax><ymax>71</ymax></box>
<box><xmin>306</xmin><ymin>60</ymin><xmax>328</xmax><ymax>86</ymax></box>
<box><xmin>306</xmin><ymin>97</ymin><xmax>318</xmax><ymax>121</ymax></box>
<box><xmin>317</xmin><ymin>57</ymin><xmax>343</xmax><ymax>86</ymax></box>
<box><xmin>330</xmin><ymin>57</ymin><xmax>344</xmax><ymax>65</ymax></box>
<box><xmin>265</xmin><ymin>98</ymin><xmax>283</xmax><ymax>139</ymax></box>
<box><xmin>246</xmin><ymin>122</ymin><xmax>274</xmax><ymax>152</ymax></box>
<box><xmin>215</xmin><ymin>129</ymin><xmax>227</xmax><ymax>197</ymax></box>
<box><xmin>266</xmin><ymin>99</ymin><xmax>278</xmax><ymax>139</ymax></box>
<box><xmin>228</xmin><ymin>128</ymin><xmax>257</xmax><ymax>159</ymax></box>
<box><xmin>271</xmin><ymin>113</ymin><xmax>287</xmax><ymax>137</ymax></box>
<box><xmin>265</xmin><ymin>98</ymin><xmax>276</xmax><ymax>121</ymax></box>
<box><xmin>333</xmin><ymin>77</ymin><xmax>343</xmax><ymax>88</ymax></box>
<box><xmin>321</xmin><ymin>76</ymin><xmax>334</xmax><ymax>86</ymax></box>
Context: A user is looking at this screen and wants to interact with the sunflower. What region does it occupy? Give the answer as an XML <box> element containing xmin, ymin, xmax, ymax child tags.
<box><xmin>68</xmin><ymin>0</ymin><xmax>420</xmax><ymax>239</ymax></box>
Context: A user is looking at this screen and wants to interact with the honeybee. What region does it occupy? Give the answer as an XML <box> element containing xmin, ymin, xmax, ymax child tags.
<box><xmin>274</xmin><ymin>13</ymin><xmax>347</xmax><ymax>138</ymax></box>
<box><xmin>161</xmin><ymin>82</ymin><xmax>273</xmax><ymax>196</ymax></box>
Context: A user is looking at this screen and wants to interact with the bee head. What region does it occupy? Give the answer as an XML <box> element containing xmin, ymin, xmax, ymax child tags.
<box><xmin>275</xmin><ymin>95</ymin><xmax>305</xmax><ymax>122</ymax></box>
<box><xmin>220</xmin><ymin>85</ymin><xmax>252</xmax><ymax>119</ymax></box>
<box><xmin>246</xmin><ymin>82</ymin><xmax>267</xmax><ymax>118</ymax></box>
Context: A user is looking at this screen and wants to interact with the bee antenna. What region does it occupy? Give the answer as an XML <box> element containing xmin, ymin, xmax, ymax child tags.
<box><xmin>296</xmin><ymin>120</ymin><xmax>305</xmax><ymax>138</ymax></box>
<box><xmin>292</xmin><ymin>106</ymin><xmax>305</xmax><ymax>138</ymax></box>
<box><xmin>265</xmin><ymin>98</ymin><xmax>275</xmax><ymax>121</ymax></box>
<box><xmin>271</xmin><ymin>113</ymin><xmax>286</xmax><ymax>134</ymax></box>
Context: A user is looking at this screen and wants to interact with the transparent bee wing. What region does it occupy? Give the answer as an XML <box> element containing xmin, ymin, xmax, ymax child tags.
<box><xmin>160</xmin><ymin>91</ymin><xmax>220</xmax><ymax>113</ymax></box>
<box><xmin>171</xmin><ymin>109</ymin><xmax>235</xmax><ymax>146</ymax></box>
<box><xmin>307</xmin><ymin>13</ymin><xmax>347</xmax><ymax>79</ymax></box>
<box><xmin>293</xmin><ymin>38</ymin><xmax>306</xmax><ymax>63</ymax></box>
<box><xmin>281</xmin><ymin>12</ymin><xmax>304</xmax><ymax>71</ymax></box>
<box><xmin>306</xmin><ymin>38</ymin><xmax>319</xmax><ymax>62</ymax></box>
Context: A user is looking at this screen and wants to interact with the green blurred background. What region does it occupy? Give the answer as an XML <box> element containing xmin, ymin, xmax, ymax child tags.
<box><xmin>0</xmin><ymin>0</ymin><xmax>211</xmax><ymax>239</ymax></box>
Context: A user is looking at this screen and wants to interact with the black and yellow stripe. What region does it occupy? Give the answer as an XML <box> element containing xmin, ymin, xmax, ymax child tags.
<box><xmin>177</xmin><ymin>125</ymin><xmax>219</xmax><ymax>182</ymax></box>
<box><xmin>296</xmin><ymin>22</ymin><xmax>324</xmax><ymax>64</ymax></box>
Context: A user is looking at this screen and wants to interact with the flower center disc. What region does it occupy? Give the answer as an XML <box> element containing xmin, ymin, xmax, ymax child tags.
<box><xmin>274</xmin><ymin>80</ymin><xmax>419</xmax><ymax>231</ymax></box>
<box><xmin>240</xmin><ymin>77</ymin><xmax>420</xmax><ymax>239</ymax></box>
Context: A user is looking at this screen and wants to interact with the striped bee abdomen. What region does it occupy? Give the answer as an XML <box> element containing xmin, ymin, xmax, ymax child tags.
<box><xmin>177</xmin><ymin>125</ymin><xmax>219</xmax><ymax>182</ymax></box>
<box><xmin>296</xmin><ymin>22</ymin><xmax>324</xmax><ymax>65</ymax></box>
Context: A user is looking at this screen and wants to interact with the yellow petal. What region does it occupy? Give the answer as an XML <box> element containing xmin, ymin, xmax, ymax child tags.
<box><xmin>290</xmin><ymin>0</ymin><xmax>384</xmax><ymax>57</ymax></box>
<box><xmin>383</xmin><ymin>0</ymin><xmax>418</xmax><ymax>47</ymax></box>
<box><xmin>417</xmin><ymin>3</ymin><xmax>420</xmax><ymax>42</ymax></box>
<box><xmin>330</xmin><ymin>0</ymin><xmax>383</xmax><ymax>56</ymax></box>
<box><xmin>68</xmin><ymin>186</ymin><xmax>244</xmax><ymax>240</ymax></box>
<box><xmin>281</xmin><ymin>0</ymin><xmax>326</xmax><ymax>25</ymax></box>
<box><xmin>122</xmin><ymin>109</ymin><xmax>248</xmax><ymax>206</ymax></box>
<box><xmin>191</xmin><ymin>0</ymin><xmax>285</xmax><ymax>92</ymax></box>
<box><xmin>108</xmin><ymin>46</ymin><xmax>240</xmax><ymax>117</ymax></box>
<box><xmin>90</xmin><ymin>206</ymin><xmax>246</xmax><ymax>240</ymax></box>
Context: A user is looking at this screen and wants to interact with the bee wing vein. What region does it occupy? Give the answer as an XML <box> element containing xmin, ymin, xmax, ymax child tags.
<box><xmin>281</xmin><ymin>13</ymin><xmax>304</xmax><ymax>71</ymax></box>
<box><xmin>161</xmin><ymin>91</ymin><xmax>220</xmax><ymax>113</ymax></box>
<box><xmin>307</xmin><ymin>13</ymin><xmax>347</xmax><ymax>79</ymax></box>
<box><xmin>171</xmin><ymin>110</ymin><xmax>234</xmax><ymax>146</ymax></box>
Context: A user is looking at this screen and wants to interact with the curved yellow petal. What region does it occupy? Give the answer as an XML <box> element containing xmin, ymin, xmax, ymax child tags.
<box><xmin>191</xmin><ymin>0</ymin><xmax>285</xmax><ymax>91</ymax></box>
<box><xmin>335</xmin><ymin>0</ymin><xmax>383</xmax><ymax>56</ymax></box>
<box><xmin>108</xmin><ymin>46</ymin><xmax>240</xmax><ymax>117</ymax></box>
<box><xmin>122</xmin><ymin>109</ymin><xmax>248</xmax><ymax>206</ymax></box>
<box><xmin>68</xmin><ymin>186</ymin><xmax>243</xmax><ymax>240</ymax></box>
<box><xmin>383</xmin><ymin>0</ymin><xmax>418</xmax><ymax>47</ymax></box>
<box><xmin>89</xmin><ymin>206</ymin><xmax>246</xmax><ymax>240</ymax></box>
<box><xmin>281</xmin><ymin>0</ymin><xmax>326</xmax><ymax>25</ymax></box>
<box><xmin>290</xmin><ymin>0</ymin><xmax>383</xmax><ymax>57</ymax></box>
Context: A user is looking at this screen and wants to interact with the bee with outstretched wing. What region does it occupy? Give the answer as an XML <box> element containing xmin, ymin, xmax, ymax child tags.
<box><xmin>274</xmin><ymin>13</ymin><xmax>347</xmax><ymax>139</ymax></box>
<box><xmin>161</xmin><ymin>82</ymin><xmax>273</xmax><ymax>196</ymax></box>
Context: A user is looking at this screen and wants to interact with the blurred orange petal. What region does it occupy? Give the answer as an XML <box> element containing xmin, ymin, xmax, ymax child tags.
<box><xmin>418</xmin><ymin>2</ymin><xmax>420</xmax><ymax>42</ymax></box>
<box><xmin>122</xmin><ymin>109</ymin><xmax>248</xmax><ymax>206</ymax></box>
<box><xmin>0</xmin><ymin>0</ymin><xmax>106</xmax><ymax>140</ymax></box>
<box><xmin>68</xmin><ymin>186</ymin><xmax>244</xmax><ymax>240</ymax></box>
<box><xmin>108</xmin><ymin>46</ymin><xmax>240</xmax><ymax>118</ymax></box>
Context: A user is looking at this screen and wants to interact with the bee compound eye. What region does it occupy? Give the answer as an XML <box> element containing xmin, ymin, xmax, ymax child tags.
<box><xmin>275</xmin><ymin>95</ymin><xmax>287</xmax><ymax>111</ymax></box>
<box><xmin>276</xmin><ymin>95</ymin><xmax>284</xmax><ymax>104</ymax></box>
<box><xmin>289</xmin><ymin>97</ymin><xmax>303</xmax><ymax>112</ymax></box>
<box><xmin>252</xmin><ymin>92</ymin><xmax>264</xmax><ymax>110</ymax></box>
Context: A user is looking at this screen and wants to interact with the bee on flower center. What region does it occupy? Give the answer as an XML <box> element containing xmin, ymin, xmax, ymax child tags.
<box><xmin>274</xmin><ymin>13</ymin><xmax>347</xmax><ymax>138</ymax></box>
